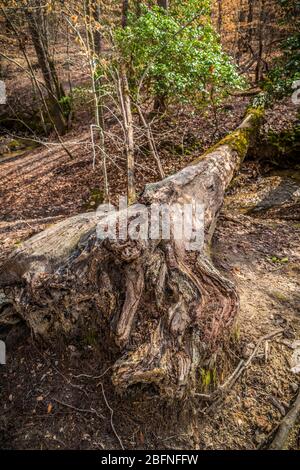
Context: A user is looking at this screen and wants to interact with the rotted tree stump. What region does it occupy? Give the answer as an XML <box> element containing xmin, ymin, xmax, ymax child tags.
<box><xmin>0</xmin><ymin>108</ymin><xmax>264</xmax><ymax>398</ymax></box>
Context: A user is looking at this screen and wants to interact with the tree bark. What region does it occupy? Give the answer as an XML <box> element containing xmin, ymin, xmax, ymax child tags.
<box><xmin>0</xmin><ymin>109</ymin><xmax>263</xmax><ymax>398</ymax></box>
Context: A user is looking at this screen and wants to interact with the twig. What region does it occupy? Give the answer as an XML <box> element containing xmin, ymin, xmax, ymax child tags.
<box><xmin>32</xmin><ymin>345</ymin><xmax>88</xmax><ymax>397</ymax></box>
<box><xmin>71</xmin><ymin>366</ymin><xmax>111</xmax><ymax>380</ymax></box>
<box><xmin>99</xmin><ymin>382</ymin><xmax>124</xmax><ymax>450</ymax></box>
<box><xmin>52</xmin><ymin>397</ymin><xmax>104</xmax><ymax>420</ymax></box>
<box><xmin>200</xmin><ymin>329</ymin><xmax>284</xmax><ymax>409</ymax></box>
<box><xmin>136</xmin><ymin>103</ymin><xmax>165</xmax><ymax>179</ymax></box>
<box><xmin>221</xmin><ymin>329</ymin><xmax>284</xmax><ymax>391</ymax></box>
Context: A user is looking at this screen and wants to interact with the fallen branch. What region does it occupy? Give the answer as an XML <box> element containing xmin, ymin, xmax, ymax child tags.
<box><xmin>220</xmin><ymin>329</ymin><xmax>284</xmax><ymax>392</ymax></box>
<box><xmin>230</xmin><ymin>88</ymin><xmax>262</xmax><ymax>97</ymax></box>
<box><xmin>198</xmin><ymin>329</ymin><xmax>284</xmax><ymax>408</ymax></box>
<box><xmin>269</xmin><ymin>388</ymin><xmax>300</xmax><ymax>450</ymax></box>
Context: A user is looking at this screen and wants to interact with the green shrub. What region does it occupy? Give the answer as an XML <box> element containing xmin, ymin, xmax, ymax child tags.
<box><xmin>114</xmin><ymin>1</ymin><xmax>244</xmax><ymax>107</ymax></box>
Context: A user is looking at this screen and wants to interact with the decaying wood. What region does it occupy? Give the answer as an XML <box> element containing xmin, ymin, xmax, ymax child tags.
<box><xmin>269</xmin><ymin>388</ymin><xmax>300</xmax><ymax>450</ymax></box>
<box><xmin>0</xmin><ymin>108</ymin><xmax>263</xmax><ymax>398</ymax></box>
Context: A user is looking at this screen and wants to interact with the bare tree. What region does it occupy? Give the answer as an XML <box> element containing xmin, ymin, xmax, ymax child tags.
<box><xmin>119</xmin><ymin>64</ymin><xmax>136</xmax><ymax>204</ymax></box>
<box><xmin>25</xmin><ymin>0</ymin><xmax>68</xmax><ymax>134</ymax></box>
<box><xmin>255</xmin><ymin>0</ymin><xmax>267</xmax><ymax>83</ymax></box>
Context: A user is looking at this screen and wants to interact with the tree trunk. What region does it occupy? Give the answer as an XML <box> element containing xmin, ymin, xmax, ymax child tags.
<box><xmin>119</xmin><ymin>64</ymin><xmax>136</xmax><ymax>205</ymax></box>
<box><xmin>0</xmin><ymin>109</ymin><xmax>263</xmax><ymax>398</ymax></box>
<box><xmin>26</xmin><ymin>2</ymin><xmax>68</xmax><ymax>135</ymax></box>
<box><xmin>217</xmin><ymin>0</ymin><xmax>222</xmax><ymax>35</ymax></box>
<box><xmin>92</xmin><ymin>1</ymin><xmax>102</xmax><ymax>56</ymax></box>
<box><xmin>122</xmin><ymin>0</ymin><xmax>129</xmax><ymax>28</ymax></box>
<box><xmin>157</xmin><ymin>0</ymin><xmax>169</xmax><ymax>8</ymax></box>
<box><xmin>153</xmin><ymin>0</ymin><xmax>169</xmax><ymax>113</ymax></box>
<box><xmin>255</xmin><ymin>0</ymin><xmax>266</xmax><ymax>83</ymax></box>
<box><xmin>246</xmin><ymin>0</ymin><xmax>253</xmax><ymax>45</ymax></box>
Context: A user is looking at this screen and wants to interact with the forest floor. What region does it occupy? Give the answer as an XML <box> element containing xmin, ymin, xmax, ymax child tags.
<box><xmin>0</xmin><ymin>95</ymin><xmax>299</xmax><ymax>449</ymax></box>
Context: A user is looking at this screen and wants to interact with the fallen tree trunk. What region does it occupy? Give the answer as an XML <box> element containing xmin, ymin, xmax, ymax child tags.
<box><xmin>0</xmin><ymin>108</ymin><xmax>263</xmax><ymax>398</ymax></box>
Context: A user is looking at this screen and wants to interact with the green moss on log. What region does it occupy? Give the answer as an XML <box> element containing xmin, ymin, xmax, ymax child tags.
<box><xmin>192</xmin><ymin>107</ymin><xmax>264</xmax><ymax>165</ymax></box>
